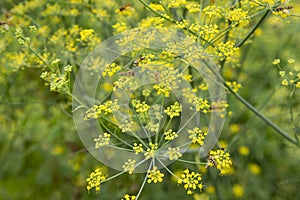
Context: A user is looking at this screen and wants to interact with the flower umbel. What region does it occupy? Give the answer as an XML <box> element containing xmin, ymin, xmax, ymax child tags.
<box><xmin>166</xmin><ymin>147</ymin><xmax>182</xmax><ymax>160</ymax></box>
<box><xmin>164</xmin><ymin>129</ymin><xmax>178</xmax><ymax>141</ymax></box>
<box><xmin>177</xmin><ymin>169</ymin><xmax>203</xmax><ymax>195</ymax></box>
<box><xmin>164</xmin><ymin>102</ymin><xmax>182</xmax><ymax>119</ymax></box>
<box><xmin>122</xmin><ymin>194</ymin><xmax>137</xmax><ymax>200</ymax></box>
<box><xmin>94</xmin><ymin>133</ymin><xmax>111</xmax><ymax>148</ymax></box>
<box><xmin>207</xmin><ymin>149</ymin><xmax>232</xmax><ymax>175</ymax></box>
<box><xmin>147</xmin><ymin>166</ymin><xmax>164</xmax><ymax>183</ymax></box>
<box><xmin>144</xmin><ymin>142</ymin><xmax>158</xmax><ymax>159</ymax></box>
<box><xmin>122</xmin><ymin>159</ymin><xmax>136</xmax><ymax>174</ymax></box>
<box><xmin>188</xmin><ymin>128</ymin><xmax>207</xmax><ymax>145</ymax></box>
<box><xmin>86</xmin><ymin>168</ymin><xmax>106</xmax><ymax>192</ymax></box>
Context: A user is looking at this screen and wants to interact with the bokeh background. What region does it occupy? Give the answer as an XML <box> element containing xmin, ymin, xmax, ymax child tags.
<box><xmin>0</xmin><ymin>0</ymin><xmax>299</xmax><ymax>199</ymax></box>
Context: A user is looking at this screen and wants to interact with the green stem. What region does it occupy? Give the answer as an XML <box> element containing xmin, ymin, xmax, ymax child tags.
<box><xmin>136</xmin><ymin>160</ymin><xmax>153</xmax><ymax>200</ymax></box>
<box><xmin>102</xmin><ymin>171</ymin><xmax>125</xmax><ymax>183</ymax></box>
<box><xmin>176</xmin><ymin>158</ymin><xmax>206</xmax><ymax>165</ymax></box>
<box><xmin>66</xmin><ymin>92</ymin><xmax>89</xmax><ymax>109</ymax></box>
<box><xmin>156</xmin><ymin>157</ymin><xmax>180</xmax><ymax>179</ymax></box>
<box><xmin>1</xmin><ymin>67</ymin><xmax>21</xmax><ymax>99</ymax></box>
<box><xmin>236</xmin><ymin>9</ymin><xmax>270</xmax><ymax>47</ymax></box>
<box><xmin>229</xmin><ymin>88</ymin><xmax>299</xmax><ymax>145</ymax></box>
<box><xmin>99</xmin><ymin>120</ymin><xmax>133</xmax><ymax>148</ymax></box>
<box><xmin>208</xmin><ymin>23</ymin><xmax>235</xmax><ymax>47</ymax></box>
<box><xmin>202</xmin><ymin>60</ymin><xmax>299</xmax><ymax>146</ymax></box>
<box><xmin>27</xmin><ymin>46</ymin><xmax>50</xmax><ymax>68</ymax></box>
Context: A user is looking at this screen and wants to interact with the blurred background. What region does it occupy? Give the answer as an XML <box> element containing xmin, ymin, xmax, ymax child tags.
<box><xmin>0</xmin><ymin>0</ymin><xmax>299</xmax><ymax>199</ymax></box>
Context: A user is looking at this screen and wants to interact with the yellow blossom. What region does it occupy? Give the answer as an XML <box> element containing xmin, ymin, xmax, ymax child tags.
<box><xmin>216</xmin><ymin>41</ymin><xmax>239</xmax><ymax>61</ymax></box>
<box><xmin>144</xmin><ymin>142</ymin><xmax>158</xmax><ymax>159</ymax></box>
<box><xmin>122</xmin><ymin>194</ymin><xmax>136</xmax><ymax>200</ymax></box>
<box><xmin>281</xmin><ymin>79</ymin><xmax>289</xmax><ymax>86</ymax></box>
<box><xmin>122</xmin><ymin>159</ymin><xmax>136</xmax><ymax>174</ymax></box>
<box><xmin>288</xmin><ymin>58</ymin><xmax>295</xmax><ymax>64</ymax></box>
<box><xmin>164</xmin><ymin>102</ymin><xmax>182</xmax><ymax>118</ymax></box>
<box><xmin>102</xmin><ymin>63</ymin><xmax>121</xmax><ymax>77</ymax></box>
<box><xmin>133</xmin><ymin>143</ymin><xmax>143</xmax><ymax>155</ymax></box>
<box><xmin>149</xmin><ymin>3</ymin><xmax>164</xmax><ymax>12</ymax></box>
<box><xmin>238</xmin><ymin>146</ymin><xmax>250</xmax><ymax>156</ymax></box>
<box><xmin>147</xmin><ymin>166</ymin><xmax>164</xmax><ymax>183</ymax></box>
<box><xmin>164</xmin><ymin>129</ymin><xmax>178</xmax><ymax>141</ymax></box>
<box><xmin>232</xmin><ymin>184</ymin><xmax>244</xmax><ymax>198</ymax></box>
<box><xmin>168</xmin><ymin>0</ymin><xmax>187</xmax><ymax>8</ymax></box>
<box><xmin>177</xmin><ymin>168</ymin><xmax>203</xmax><ymax>195</ymax></box>
<box><xmin>166</xmin><ymin>147</ymin><xmax>182</xmax><ymax>160</ymax></box>
<box><xmin>207</xmin><ymin>149</ymin><xmax>232</xmax><ymax>175</ymax></box>
<box><xmin>94</xmin><ymin>133</ymin><xmax>111</xmax><ymax>148</ymax></box>
<box><xmin>86</xmin><ymin>168</ymin><xmax>106</xmax><ymax>192</ymax></box>
<box><xmin>112</xmin><ymin>22</ymin><xmax>127</xmax><ymax>33</ymax></box>
<box><xmin>248</xmin><ymin>163</ymin><xmax>261</xmax><ymax>175</ymax></box>
<box><xmin>272</xmin><ymin>58</ymin><xmax>280</xmax><ymax>65</ymax></box>
<box><xmin>188</xmin><ymin>127</ymin><xmax>207</xmax><ymax>145</ymax></box>
<box><xmin>230</xmin><ymin>124</ymin><xmax>240</xmax><ymax>133</ymax></box>
<box><xmin>227</xmin><ymin>8</ymin><xmax>249</xmax><ymax>26</ymax></box>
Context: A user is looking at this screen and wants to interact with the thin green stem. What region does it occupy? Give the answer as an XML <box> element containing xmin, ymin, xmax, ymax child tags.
<box><xmin>175</xmin><ymin>158</ymin><xmax>206</xmax><ymax>165</ymax></box>
<box><xmin>208</xmin><ymin>24</ymin><xmax>235</xmax><ymax>46</ymax></box>
<box><xmin>226</xmin><ymin>86</ymin><xmax>299</xmax><ymax>146</ymax></box>
<box><xmin>177</xmin><ymin>111</ymin><xmax>198</xmax><ymax>134</ymax></box>
<box><xmin>1</xmin><ymin>67</ymin><xmax>21</xmax><ymax>99</ymax></box>
<box><xmin>102</xmin><ymin>171</ymin><xmax>125</xmax><ymax>183</ymax></box>
<box><xmin>136</xmin><ymin>160</ymin><xmax>153</xmax><ymax>200</ymax></box>
<box><xmin>106</xmin><ymin>144</ymin><xmax>134</xmax><ymax>152</ymax></box>
<box><xmin>156</xmin><ymin>157</ymin><xmax>180</xmax><ymax>179</ymax></box>
<box><xmin>98</xmin><ymin>120</ymin><xmax>133</xmax><ymax>148</ymax></box>
<box><xmin>66</xmin><ymin>92</ymin><xmax>89</xmax><ymax>109</ymax></box>
<box><xmin>202</xmin><ymin>59</ymin><xmax>299</xmax><ymax>146</ymax></box>
<box><xmin>236</xmin><ymin>9</ymin><xmax>271</xmax><ymax>47</ymax></box>
<box><xmin>27</xmin><ymin>46</ymin><xmax>50</xmax><ymax>68</ymax></box>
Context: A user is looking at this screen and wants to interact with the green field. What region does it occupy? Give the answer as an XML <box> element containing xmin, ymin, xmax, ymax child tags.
<box><xmin>1</xmin><ymin>1</ymin><xmax>300</xmax><ymax>199</ymax></box>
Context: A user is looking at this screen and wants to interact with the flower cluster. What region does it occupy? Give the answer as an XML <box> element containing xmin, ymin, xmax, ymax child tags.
<box><xmin>144</xmin><ymin>142</ymin><xmax>159</xmax><ymax>159</ymax></box>
<box><xmin>177</xmin><ymin>169</ymin><xmax>203</xmax><ymax>195</ymax></box>
<box><xmin>164</xmin><ymin>102</ymin><xmax>182</xmax><ymax>119</ymax></box>
<box><xmin>132</xmin><ymin>100</ymin><xmax>150</xmax><ymax>113</ymax></box>
<box><xmin>166</xmin><ymin>147</ymin><xmax>182</xmax><ymax>160</ymax></box>
<box><xmin>86</xmin><ymin>168</ymin><xmax>106</xmax><ymax>192</ymax></box>
<box><xmin>102</xmin><ymin>63</ymin><xmax>122</xmax><ymax>77</ymax></box>
<box><xmin>188</xmin><ymin>127</ymin><xmax>207</xmax><ymax>145</ymax></box>
<box><xmin>9</xmin><ymin>0</ymin><xmax>284</xmax><ymax>199</ymax></box>
<box><xmin>207</xmin><ymin>149</ymin><xmax>232</xmax><ymax>175</ymax></box>
<box><xmin>122</xmin><ymin>194</ymin><xmax>137</xmax><ymax>200</ymax></box>
<box><xmin>164</xmin><ymin>129</ymin><xmax>178</xmax><ymax>141</ymax></box>
<box><xmin>226</xmin><ymin>81</ymin><xmax>242</xmax><ymax>93</ymax></box>
<box><xmin>119</xmin><ymin>119</ymin><xmax>134</xmax><ymax>132</ymax></box>
<box><xmin>216</xmin><ymin>41</ymin><xmax>239</xmax><ymax>61</ymax></box>
<box><xmin>85</xmin><ymin>100</ymin><xmax>119</xmax><ymax>119</ymax></box>
<box><xmin>147</xmin><ymin>166</ymin><xmax>164</xmax><ymax>183</ymax></box>
<box><xmin>122</xmin><ymin>159</ymin><xmax>136</xmax><ymax>174</ymax></box>
<box><xmin>153</xmin><ymin>69</ymin><xmax>182</xmax><ymax>97</ymax></box>
<box><xmin>94</xmin><ymin>133</ymin><xmax>111</xmax><ymax>148</ymax></box>
<box><xmin>227</xmin><ymin>8</ymin><xmax>250</xmax><ymax>26</ymax></box>
<box><xmin>273</xmin><ymin>58</ymin><xmax>300</xmax><ymax>88</ymax></box>
<box><xmin>40</xmin><ymin>60</ymin><xmax>73</xmax><ymax>93</ymax></box>
<box><xmin>133</xmin><ymin>143</ymin><xmax>144</xmax><ymax>155</ymax></box>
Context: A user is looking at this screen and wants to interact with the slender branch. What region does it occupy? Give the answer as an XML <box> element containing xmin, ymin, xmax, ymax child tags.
<box><xmin>136</xmin><ymin>160</ymin><xmax>153</xmax><ymax>200</ymax></box>
<box><xmin>26</xmin><ymin>46</ymin><xmax>50</xmax><ymax>68</ymax></box>
<box><xmin>236</xmin><ymin>9</ymin><xmax>270</xmax><ymax>47</ymax></box>
<box><xmin>202</xmin><ymin>60</ymin><xmax>299</xmax><ymax>146</ymax></box>
<box><xmin>228</xmin><ymin>88</ymin><xmax>299</xmax><ymax>145</ymax></box>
